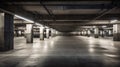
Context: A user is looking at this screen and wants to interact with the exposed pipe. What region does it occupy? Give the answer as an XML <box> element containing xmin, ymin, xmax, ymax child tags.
<box><xmin>39</xmin><ymin>1</ymin><xmax>56</xmax><ymax>27</ymax></box>
<box><xmin>40</xmin><ymin>1</ymin><xmax>55</xmax><ymax>20</ymax></box>
<box><xmin>91</xmin><ymin>1</ymin><xmax>118</xmax><ymax>21</ymax></box>
<box><xmin>92</xmin><ymin>7</ymin><xmax>117</xmax><ymax>21</ymax></box>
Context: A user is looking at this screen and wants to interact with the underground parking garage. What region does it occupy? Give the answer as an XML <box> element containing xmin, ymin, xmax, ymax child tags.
<box><xmin>0</xmin><ymin>0</ymin><xmax>120</xmax><ymax>67</ymax></box>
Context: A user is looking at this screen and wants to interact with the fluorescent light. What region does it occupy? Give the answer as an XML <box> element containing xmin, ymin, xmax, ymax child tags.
<box><xmin>35</xmin><ymin>23</ymin><xmax>43</xmax><ymax>26</ymax></box>
<box><xmin>102</xmin><ymin>25</ymin><xmax>107</xmax><ymax>28</ymax></box>
<box><xmin>38</xmin><ymin>20</ymin><xmax>90</xmax><ymax>22</ymax></box>
<box><xmin>15</xmin><ymin>15</ymin><xmax>33</xmax><ymax>23</ymax></box>
<box><xmin>111</xmin><ymin>19</ymin><xmax>118</xmax><ymax>23</ymax></box>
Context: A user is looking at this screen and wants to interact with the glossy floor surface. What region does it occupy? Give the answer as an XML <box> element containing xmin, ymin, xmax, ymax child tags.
<box><xmin>0</xmin><ymin>36</ymin><xmax>120</xmax><ymax>67</ymax></box>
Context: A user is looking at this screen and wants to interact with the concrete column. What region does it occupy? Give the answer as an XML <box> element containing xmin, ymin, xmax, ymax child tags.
<box><xmin>51</xmin><ymin>29</ymin><xmax>55</xmax><ymax>37</ymax></box>
<box><xmin>18</xmin><ymin>30</ymin><xmax>22</xmax><ymax>36</ymax></box>
<box><xmin>82</xmin><ymin>30</ymin><xmax>85</xmax><ymax>36</ymax></box>
<box><xmin>113</xmin><ymin>24</ymin><xmax>120</xmax><ymax>41</ymax></box>
<box><xmin>87</xmin><ymin>30</ymin><xmax>91</xmax><ymax>37</ymax></box>
<box><xmin>81</xmin><ymin>31</ymin><xmax>84</xmax><ymax>36</ymax></box>
<box><xmin>108</xmin><ymin>30</ymin><xmax>112</xmax><ymax>36</ymax></box>
<box><xmin>51</xmin><ymin>29</ymin><xmax>54</xmax><ymax>37</ymax></box>
<box><xmin>26</xmin><ymin>24</ymin><xmax>33</xmax><ymax>43</ymax></box>
<box><xmin>55</xmin><ymin>31</ymin><xmax>58</xmax><ymax>36</ymax></box>
<box><xmin>94</xmin><ymin>27</ymin><xmax>99</xmax><ymax>38</ymax></box>
<box><xmin>83</xmin><ymin>30</ymin><xmax>86</xmax><ymax>36</ymax></box>
<box><xmin>49</xmin><ymin>30</ymin><xmax>51</xmax><ymax>37</ymax></box>
<box><xmin>40</xmin><ymin>26</ymin><xmax>44</xmax><ymax>40</ymax></box>
<box><xmin>46</xmin><ymin>28</ymin><xmax>50</xmax><ymax>39</ymax></box>
<box><xmin>101</xmin><ymin>30</ymin><xmax>105</xmax><ymax>37</ymax></box>
<box><xmin>0</xmin><ymin>13</ymin><xmax>14</xmax><ymax>51</ymax></box>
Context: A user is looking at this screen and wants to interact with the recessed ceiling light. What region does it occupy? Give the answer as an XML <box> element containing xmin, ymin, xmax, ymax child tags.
<box><xmin>110</xmin><ymin>19</ymin><xmax>118</xmax><ymax>23</ymax></box>
<box><xmin>15</xmin><ymin>15</ymin><xmax>34</xmax><ymax>23</ymax></box>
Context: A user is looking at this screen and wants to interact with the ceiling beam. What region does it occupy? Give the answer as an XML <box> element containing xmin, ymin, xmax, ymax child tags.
<box><xmin>36</xmin><ymin>14</ymin><xmax>120</xmax><ymax>21</ymax></box>
<box><xmin>40</xmin><ymin>1</ymin><xmax>56</xmax><ymax>22</ymax></box>
<box><xmin>91</xmin><ymin>1</ymin><xmax>119</xmax><ymax>21</ymax></box>
<box><xmin>40</xmin><ymin>20</ymin><xmax>112</xmax><ymax>26</ymax></box>
<box><xmin>5</xmin><ymin>1</ymin><xmax>120</xmax><ymax>9</ymax></box>
<box><xmin>0</xmin><ymin>0</ymin><xmax>116</xmax><ymax>2</ymax></box>
<box><xmin>40</xmin><ymin>1</ymin><xmax>53</xmax><ymax>17</ymax></box>
<box><xmin>0</xmin><ymin>2</ymin><xmax>34</xmax><ymax>21</ymax></box>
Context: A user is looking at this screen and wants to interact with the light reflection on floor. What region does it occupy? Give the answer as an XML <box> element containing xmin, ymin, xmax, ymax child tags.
<box><xmin>0</xmin><ymin>36</ymin><xmax>119</xmax><ymax>67</ymax></box>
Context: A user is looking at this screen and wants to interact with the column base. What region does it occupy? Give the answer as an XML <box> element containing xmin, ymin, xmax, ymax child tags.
<box><xmin>94</xmin><ymin>35</ymin><xmax>99</xmax><ymax>38</ymax></box>
<box><xmin>87</xmin><ymin>35</ymin><xmax>90</xmax><ymax>37</ymax></box>
<box><xmin>46</xmin><ymin>36</ymin><xmax>49</xmax><ymax>39</ymax></box>
<box><xmin>40</xmin><ymin>38</ymin><xmax>44</xmax><ymax>40</ymax></box>
<box><xmin>26</xmin><ymin>34</ymin><xmax>33</xmax><ymax>43</ymax></box>
<box><xmin>40</xmin><ymin>33</ymin><xmax>44</xmax><ymax>40</ymax></box>
<box><xmin>113</xmin><ymin>33</ymin><xmax>120</xmax><ymax>41</ymax></box>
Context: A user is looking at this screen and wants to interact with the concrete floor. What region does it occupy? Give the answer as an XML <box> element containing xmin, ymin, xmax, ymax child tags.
<box><xmin>0</xmin><ymin>36</ymin><xmax>120</xmax><ymax>67</ymax></box>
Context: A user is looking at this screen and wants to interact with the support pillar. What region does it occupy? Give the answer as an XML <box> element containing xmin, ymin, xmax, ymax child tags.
<box><xmin>40</xmin><ymin>26</ymin><xmax>44</xmax><ymax>40</ymax></box>
<box><xmin>94</xmin><ymin>27</ymin><xmax>99</xmax><ymax>38</ymax></box>
<box><xmin>51</xmin><ymin>29</ymin><xmax>54</xmax><ymax>37</ymax></box>
<box><xmin>101</xmin><ymin>30</ymin><xmax>105</xmax><ymax>37</ymax></box>
<box><xmin>18</xmin><ymin>30</ymin><xmax>22</xmax><ymax>36</ymax></box>
<box><xmin>82</xmin><ymin>30</ymin><xmax>85</xmax><ymax>36</ymax></box>
<box><xmin>26</xmin><ymin>24</ymin><xmax>33</xmax><ymax>43</ymax></box>
<box><xmin>46</xmin><ymin>28</ymin><xmax>50</xmax><ymax>39</ymax></box>
<box><xmin>113</xmin><ymin>24</ymin><xmax>120</xmax><ymax>41</ymax></box>
<box><xmin>108</xmin><ymin>29</ymin><xmax>112</xmax><ymax>36</ymax></box>
<box><xmin>81</xmin><ymin>31</ymin><xmax>84</xmax><ymax>36</ymax></box>
<box><xmin>55</xmin><ymin>31</ymin><xmax>58</xmax><ymax>36</ymax></box>
<box><xmin>84</xmin><ymin>30</ymin><xmax>87</xmax><ymax>36</ymax></box>
<box><xmin>51</xmin><ymin>29</ymin><xmax>55</xmax><ymax>37</ymax></box>
<box><xmin>49</xmin><ymin>29</ymin><xmax>51</xmax><ymax>37</ymax></box>
<box><xmin>0</xmin><ymin>13</ymin><xmax>14</xmax><ymax>51</ymax></box>
<box><xmin>87</xmin><ymin>29</ymin><xmax>91</xmax><ymax>37</ymax></box>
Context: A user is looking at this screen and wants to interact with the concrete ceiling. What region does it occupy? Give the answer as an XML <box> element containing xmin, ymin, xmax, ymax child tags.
<box><xmin>0</xmin><ymin>1</ymin><xmax>120</xmax><ymax>32</ymax></box>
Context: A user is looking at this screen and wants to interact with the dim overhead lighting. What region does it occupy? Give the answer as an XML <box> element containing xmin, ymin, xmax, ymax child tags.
<box><xmin>15</xmin><ymin>15</ymin><xmax>34</xmax><ymax>23</ymax></box>
<box><xmin>110</xmin><ymin>19</ymin><xmax>118</xmax><ymax>23</ymax></box>
<box><xmin>35</xmin><ymin>23</ymin><xmax>43</xmax><ymax>26</ymax></box>
<box><xmin>102</xmin><ymin>25</ymin><xmax>107</xmax><ymax>28</ymax></box>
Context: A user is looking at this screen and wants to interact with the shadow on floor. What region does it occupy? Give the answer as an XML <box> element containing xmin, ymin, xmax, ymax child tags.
<box><xmin>40</xmin><ymin>56</ymin><xmax>110</xmax><ymax>67</ymax></box>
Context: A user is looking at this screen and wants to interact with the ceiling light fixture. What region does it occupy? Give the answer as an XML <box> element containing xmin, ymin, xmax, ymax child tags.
<box><xmin>102</xmin><ymin>25</ymin><xmax>107</xmax><ymax>28</ymax></box>
<box><xmin>110</xmin><ymin>19</ymin><xmax>118</xmax><ymax>23</ymax></box>
<box><xmin>15</xmin><ymin>15</ymin><xmax>34</xmax><ymax>23</ymax></box>
<box><xmin>35</xmin><ymin>23</ymin><xmax>43</xmax><ymax>26</ymax></box>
